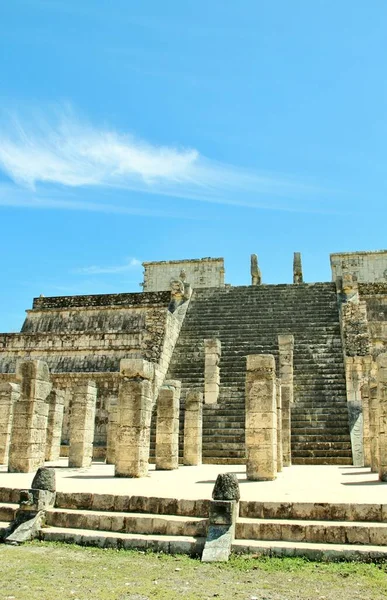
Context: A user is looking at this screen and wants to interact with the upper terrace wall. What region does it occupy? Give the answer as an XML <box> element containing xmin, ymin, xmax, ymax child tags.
<box><xmin>359</xmin><ymin>283</ymin><xmax>387</xmax><ymax>357</ymax></box>
<box><xmin>0</xmin><ymin>291</ymin><xmax>171</xmax><ymax>374</ymax></box>
<box><xmin>142</xmin><ymin>257</ymin><xmax>225</xmax><ymax>291</ymax></box>
<box><xmin>331</xmin><ymin>250</ymin><xmax>387</xmax><ymax>283</ymax></box>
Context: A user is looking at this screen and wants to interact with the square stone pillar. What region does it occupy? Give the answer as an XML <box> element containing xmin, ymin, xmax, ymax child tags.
<box><xmin>360</xmin><ymin>382</ymin><xmax>371</xmax><ymax>468</ymax></box>
<box><xmin>204</xmin><ymin>339</ymin><xmax>221</xmax><ymax>405</ymax></box>
<box><xmin>245</xmin><ymin>354</ymin><xmax>277</xmax><ymax>481</ymax></box>
<box><xmin>276</xmin><ymin>377</ymin><xmax>283</xmax><ymax>473</ymax></box>
<box><xmin>377</xmin><ymin>354</ymin><xmax>387</xmax><ymax>481</ymax></box>
<box><xmin>115</xmin><ymin>359</ymin><xmax>154</xmax><ymax>478</ymax></box>
<box><xmin>278</xmin><ymin>334</ymin><xmax>294</xmax><ymax>467</ymax></box>
<box><xmin>0</xmin><ymin>382</ymin><xmax>19</xmax><ymax>465</ymax></box>
<box><xmin>106</xmin><ymin>398</ymin><xmax>118</xmax><ymax>465</ymax></box>
<box><xmin>68</xmin><ymin>380</ymin><xmax>97</xmax><ymax>468</ymax></box>
<box><xmin>8</xmin><ymin>360</ymin><xmax>52</xmax><ymax>473</ymax></box>
<box><xmin>45</xmin><ymin>389</ymin><xmax>65</xmax><ymax>461</ymax></box>
<box><xmin>183</xmin><ymin>389</ymin><xmax>203</xmax><ymax>466</ymax></box>
<box><xmin>369</xmin><ymin>377</ymin><xmax>379</xmax><ymax>474</ymax></box>
<box><xmin>156</xmin><ymin>380</ymin><xmax>181</xmax><ymax>470</ymax></box>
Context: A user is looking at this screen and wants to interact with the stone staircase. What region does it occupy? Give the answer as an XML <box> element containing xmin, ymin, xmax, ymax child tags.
<box><xmin>159</xmin><ymin>283</ymin><xmax>352</xmax><ymax>465</ymax></box>
<box><xmin>2</xmin><ymin>489</ymin><xmax>387</xmax><ymax>560</ymax></box>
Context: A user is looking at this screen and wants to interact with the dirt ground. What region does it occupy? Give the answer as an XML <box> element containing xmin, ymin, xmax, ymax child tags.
<box><xmin>1</xmin><ymin>542</ymin><xmax>387</xmax><ymax>600</ymax></box>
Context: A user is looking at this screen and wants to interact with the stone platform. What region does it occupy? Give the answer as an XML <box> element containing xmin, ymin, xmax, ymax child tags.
<box><xmin>0</xmin><ymin>460</ymin><xmax>386</xmax><ymax>503</ymax></box>
<box><xmin>2</xmin><ymin>462</ymin><xmax>387</xmax><ymax>560</ymax></box>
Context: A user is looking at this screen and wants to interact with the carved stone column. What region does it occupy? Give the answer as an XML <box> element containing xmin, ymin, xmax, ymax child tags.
<box><xmin>293</xmin><ymin>252</ymin><xmax>303</xmax><ymax>284</ymax></box>
<box><xmin>45</xmin><ymin>389</ymin><xmax>65</xmax><ymax>461</ymax></box>
<box><xmin>377</xmin><ymin>353</ymin><xmax>387</xmax><ymax>481</ymax></box>
<box><xmin>250</xmin><ymin>254</ymin><xmax>262</xmax><ymax>285</ymax></box>
<box><xmin>115</xmin><ymin>359</ymin><xmax>154</xmax><ymax>477</ymax></box>
<box><xmin>360</xmin><ymin>382</ymin><xmax>371</xmax><ymax>467</ymax></box>
<box><xmin>204</xmin><ymin>338</ymin><xmax>221</xmax><ymax>405</ymax></box>
<box><xmin>369</xmin><ymin>377</ymin><xmax>380</xmax><ymax>473</ymax></box>
<box><xmin>156</xmin><ymin>380</ymin><xmax>181</xmax><ymax>470</ymax></box>
<box><xmin>276</xmin><ymin>377</ymin><xmax>283</xmax><ymax>473</ymax></box>
<box><xmin>278</xmin><ymin>334</ymin><xmax>294</xmax><ymax>467</ymax></box>
<box><xmin>245</xmin><ymin>354</ymin><xmax>277</xmax><ymax>481</ymax></box>
<box><xmin>183</xmin><ymin>389</ymin><xmax>203</xmax><ymax>466</ymax></box>
<box><xmin>68</xmin><ymin>380</ymin><xmax>97</xmax><ymax>468</ymax></box>
<box><xmin>8</xmin><ymin>360</ymin><xmax>52</xmax><ymax>473</ymax></box>
<box><xmin>0</xmin><ymin>382</ymin><xmax>19</xmax><ymax>465</ymax></box>
<box><xmin>106</xmin><ymin>398</ymin><xmax>118</xmax><ymax>465</ymax></box>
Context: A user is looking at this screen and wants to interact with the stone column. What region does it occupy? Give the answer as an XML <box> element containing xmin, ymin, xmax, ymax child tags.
<box><xmin>68</xmin><ymin>380</ymin><xmax>97</xmax><ymax>468</ymax></box>
<box><xmin>204</xmin><ymin>338</ymin><xmax>221</xmax><ymax>405</ymax></box>
<box><xmin>183</xmin><ymin>389</ymin><xmax>203</xmax><ymax>466</ymax></box>
<box><xmin>8</xmin><ymin>360</ymin><xmax>52</xmax><ymax>473</ymax></box>
<box><xmin>115</xmin><ymin>359</ymin><xmax>154</xmax><ymax>478</ymax></box>
<box><xmin>377</xmin><ymin>354</ymin><xmax>387</xmax><ymax>481</ymax></box>
<box><xmin>106</xmin><ymin>398</ymin><xmax>118</xmax><ymax>464</ymax></box>
<box><xmin>276</xmin><ymin>377</ymin><xmax>283</xmax><ymax>473</ymax></box>
<box><xmin>0</xmin><ymin>382</ymin><xmax>19</xmax><ymax>465</ymax></box>
<box><xmin>360</xmin><ymin>382</ymin><xmax>371</xmax><ymax>468</ymax></box>
<box><xmin>245</xmin><ymin>354</ymin><xmax>277</xmax><ymax>481</ymax></box>
<box><xmin>369</xmin><ymin>377</ymin><xmax>380</xmax><ymax>473</ymax></box>
<box><xmin>278</xmin><ymin>334</ymin><xmax>294</xmax><ymax>467</ymax></box>
<box><xmin>293</xmin><ymin>252</ymin><xmax>303</xmax><ymax>284</ymax></box>
<box><xmin>45</xmin><ymin>389</ymin><xmax>65</xmax><ymax>461</ymax></box>
<box><xmin>156</xmin><ymin>380</ymin><xmax>181</xmax><ymax>470</ymax></box>
<box><xmin>250</xmin><ymin>254</ymin><xmax>262</xmax><ymax>285</ymax></box>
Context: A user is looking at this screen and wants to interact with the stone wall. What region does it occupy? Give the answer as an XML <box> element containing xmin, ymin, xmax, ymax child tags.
<box><xmin>142</xmin><ymin>257</ymin><xmax>225</xmax><ymax>291</ymax></box>
<box><xmin>0</xmin><ymin>292</ymin><xmax>171</xmax><ymax>375</ymax></box>
<box><xmin>359</xmin><ymin>283</ymin><xmax>387</xmax><ymax>358</ymax></box>
<box><xmin>331</xmin><ymin>250</ymin><xmax>387</xmax><ymax>283</ymax></box>
<box><xmin>0</xmin><ymin>289</ymin><xmax>189</xmax><ymax>453</ymax></box>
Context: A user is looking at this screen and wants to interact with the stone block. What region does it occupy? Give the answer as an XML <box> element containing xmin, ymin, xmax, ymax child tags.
<box><xmin>119</xmin><ymin>359</ymin><xmax>154</xmax><ymax>381</ymax></box>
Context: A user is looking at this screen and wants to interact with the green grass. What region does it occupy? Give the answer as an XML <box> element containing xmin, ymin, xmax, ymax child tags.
<box><xmin>0</xmin><ymin>542</ymin><xmax>387</xmax><ymax>600</ymax></box>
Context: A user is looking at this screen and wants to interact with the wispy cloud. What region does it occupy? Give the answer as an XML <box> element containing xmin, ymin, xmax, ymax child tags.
<box><xmin>0</xmin><ymin>107</ymin><xmax>334</xmax><ymax>213</ymax></box>
<box><xmin>73</xmin><ymin>258</ymin><xmax>141</xmax><ymax>275</ymax></box>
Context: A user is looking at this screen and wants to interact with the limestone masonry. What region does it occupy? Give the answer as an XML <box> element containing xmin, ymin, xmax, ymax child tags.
<box><xmin>2</xmin><ymin>251</ymin><xmax>387</xmax><ymax>475</ymax></box>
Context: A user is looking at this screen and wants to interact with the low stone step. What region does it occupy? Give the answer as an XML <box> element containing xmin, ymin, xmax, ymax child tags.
<box><xmin>292</xmin><ymin>434</ymin><xmax>351</xmax><ymax>443</ymax></box>
<box><xmin>0</xmin><ymin>502</ymin><xmax>18</xmax><ymax>522</ymax></box>
<box><xmin>292</xmin><ymin>457</ymin><xmax>353</xmax><ymax>465</ymax></box>
<box><xmin>39</xmin><ymin>526</ymin><xmax>205</xmax><ymax>555</ymax></box>
<box><xmin>291</xmin><ymin>442</ymin><xmax>352</xmax><ymax>451</ymax></box>
<box><xmin>232</xmin><ymin>538</ymin><xmax>387</xmax><ymax>561</ymax></box>
<box><xmin>46</xmin><ymin>508</ymin><xmax>207</xmax><ymax>537</ymax></box>
<box><xmin>236</xmin><ymin>517</ymin><xmax>387</xmax><ymax>545</ymax></box>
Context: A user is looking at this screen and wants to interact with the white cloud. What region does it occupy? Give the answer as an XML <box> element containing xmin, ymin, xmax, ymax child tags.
<box><xmin>73</xmin><ymin>258</ymin><xmax>142</xmax><ymax>275</ymax></box>
<box><xmin>0</xmin><ymin>107</ymin><xmax>332</xmax><ymax>213</ymax></box>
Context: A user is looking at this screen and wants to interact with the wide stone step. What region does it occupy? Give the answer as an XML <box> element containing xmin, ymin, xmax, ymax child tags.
<box><xmin>40</xmin><ymin>526</ymin><xmax>205</xmax><ymax>555</ymax></box>
<box><xmin>0</xmin><ymin>502</ymin><xmax>18</xmax><ymax>522</ymax></box>
<box><xmin>292</xmin><ymin>434</ymin><xmax>351</xmax><ymax>443</ymax></box>
<box><xmin>291</xmin><ymin>442</ymin><xmax>352</xmax><ymax>451</ymax></box>
<box><xmin>232</xmin><ymin>538</ymin><xmax>387</xmax><ymax>561</ymax></box>
<box><xmin>46</xmin><ymin>508</ymin><xmax>207</xmax><ymax>537</ymax></box>
<box><xmin>0</xmin><ymin>520</ymin><xmax>12</xmax><ymax>536</ymax></box>
<box><xmin>236</xmin><ymin>517</ymin><xmax>387</xmax><ymax>545</ymax></box>
<box><xmin>292</xmin><ymin>457</ymin><xmax>353</xmax><ymax>465</ymax></box>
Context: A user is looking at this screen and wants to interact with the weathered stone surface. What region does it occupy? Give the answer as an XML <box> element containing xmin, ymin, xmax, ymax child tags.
<box><xmin>155</xmin><ymin>380</ymin><xmax>180</xmax><ymax>470</ymax></box>
<box><xmin>31</xmin><ymin>467</ymin><xmax>56</xmax><ymax>492</ymax></box>
<box><xmin>8</xmin><ymin>359</ymin><xmax>51</xmax><ymax>473</ymax></box>
<box><xmin>212</xmin><ymin>473</ymin><xmax>240</xmax><ymax>501</ymax></box>
<box><xmin>115</xmin><ymin>359</ymin><xmax>154</xmax><ymax>477</ymax></box>
<box><xmin>245</xmin><ymin>354</ymin><xmax>277</xmax><ymax>481</ymax></box>
<box><xmin>183</xmin><ymin>389</ymin><xmax>203</xmax><ymax>466</ymax></box>
<box><xmin>0</xmin><ymin>382</ymin><xmax>19</xmax><ymax>465</ymax></box>
<box><xmin>204</xmin><ymin>338</ymin><xmax>221</xmax><ymax>405</ymax></box>
<box><xmin>68</xmin><ymin>381</ymin><xmax>97</xmax><ymax>469</ymax></box>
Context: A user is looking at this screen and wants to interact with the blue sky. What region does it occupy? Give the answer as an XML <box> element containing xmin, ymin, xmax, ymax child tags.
<box><xmin>1</xmin><ymin>1</ymin><xmax>387</xmax><ymax>331</ymax></box>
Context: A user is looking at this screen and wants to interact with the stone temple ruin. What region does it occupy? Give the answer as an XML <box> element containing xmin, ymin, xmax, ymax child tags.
<box><xmin>1</xmin><ymin>249</ymin><xmax>387</xmax><ymax>480</ymax></box>
<box><xmin>2</xmin><ymin>249</ymin><xmax>387</xmax><ymax>559</ymax></box>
